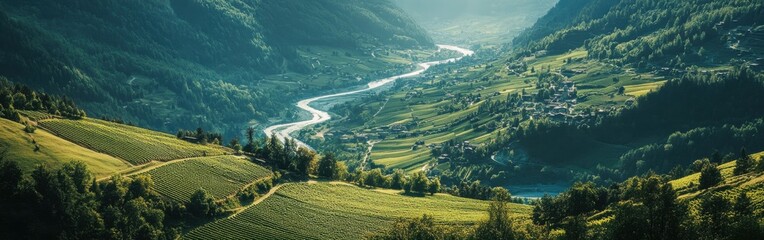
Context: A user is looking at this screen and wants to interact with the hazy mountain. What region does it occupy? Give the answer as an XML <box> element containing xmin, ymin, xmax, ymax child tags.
<box><xmin>393</xmin><ymin>0</ymin><xmax>557</xmax><ymax>46</ymax></box>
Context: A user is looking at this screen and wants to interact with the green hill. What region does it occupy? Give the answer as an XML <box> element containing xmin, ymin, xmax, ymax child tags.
<box><xmin>0</xmin><ymin>118</ymin><xmax>129</xmax><ymax>178</ymax></box>
<box><xmin>1</xmin><ymin>105</ymin><xmax>233</xmax><ymax>178</ymax></box>
<box><xmin>0</xmin><ymin>0</ymin><xmax>432</xmax><ymax>136</ymax></box>
<box><xmin>527</xmin><ymin>152</ymin><xmax>764</xmax><ymax>239</ymax></box>
<box><xmin>38</xmin><ymin>118</ymin><xmax>228</xmax><ymax>165</ymax></box>
<box><xmin>670</xmin><ymin>152</ymin><xmax>764</xmax><ymax>211</ymax></box>
<box><xmin>0</xmin><ymin>108</ymin><xmax>534</xmax><ymax>239</ymax></box>
<box><xmin>143</xmin><ymin>155</ymin><xmax>272</xmax><ymax>202</ymax></box>
<box><xmin>187</xmin><ymin>182</ymin><xmax>531</xmax><ymax>239</ymax></box>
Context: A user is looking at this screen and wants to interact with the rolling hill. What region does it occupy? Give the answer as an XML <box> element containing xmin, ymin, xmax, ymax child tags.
<box><xmin>0</xmin><ymin>117</ymin><xmax>129</xmax><ymax>178</ymax></box>
<box><xmin>187</xmin><ymin>182</ymin><xmax>531</xmax><ymax>239</ymax></box>
<box><xmin>143</xmin><ymin>155</ymin><xmax>272</xmax><ymax>202</ymax></box>
<box><xmin>0</xmin><ymin>108</ymin><xmax>534</xmax><ymax>238</ymax></box>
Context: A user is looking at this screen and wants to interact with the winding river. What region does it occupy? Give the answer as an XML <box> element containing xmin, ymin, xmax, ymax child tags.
<box><xmin>263</xmin><ymin>44</ymin><xmax>474</xmax><ymax>149</ymax></box>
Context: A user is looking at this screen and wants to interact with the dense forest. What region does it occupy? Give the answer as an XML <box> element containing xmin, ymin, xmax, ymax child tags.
<box><xmin>514</xmin><ymin>0</ymin><xmax>764</xmax><ymax>69</ymax></box>
<box><xmin>0</xmin><ymin>0</ymin><xmax>432</xmax><ymax>137</ymax></box>
<box><xmin>0</xmin><ymin>160</ymin><xmax>180</xmax><ymax>239</ymax></box>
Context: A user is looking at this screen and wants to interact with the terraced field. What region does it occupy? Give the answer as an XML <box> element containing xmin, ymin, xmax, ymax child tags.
<box><xmin>365</xmin><ymin>77</ymin><xmax>527</xmax><ymax>172</ymax></box>
<box><xmin>38</xmin><ymin>118</ymin><xmax>227</xmax><ymax>165</ymax></box>
<box><xmin>0</xmin><ymin>118</ymin><xmax>130</xmax><ymax>178</ymax></box>
<box><xmin>683</xmin><ymin>174</ymin><xmax>764</xmax><ymax>216</ymax></box>
<box><xmin>186</xmin><ymin>182</ymin><xmax>532</xmax><ymax>239</ymax></box>
<box><xmin>144</xmin><ymin>156</ymin><xmax>272</xmax><ymax>202</ymax></box>
<box><xmin>623</xmin><ymin>80</ymin><xmax>666</xmax><ymax>97</ymax></box>
<box><xmin>343</xmin><ymin>49</ymin><xmax>669</xmax><ymax>172</ymax></box>
<box><xmin>19</xmin><ymin>110</ymin><xmax>56</xmax><ymax>121</ymax></box>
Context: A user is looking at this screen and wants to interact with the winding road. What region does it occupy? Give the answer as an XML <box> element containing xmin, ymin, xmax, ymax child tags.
<box><xmin>263</xmin><ymin>44</ymin><xmax>474</xmax><ymax>149</ymax></box>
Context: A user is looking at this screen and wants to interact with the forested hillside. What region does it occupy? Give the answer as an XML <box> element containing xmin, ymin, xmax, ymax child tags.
<box><xmin>0</xmin><ymin>0</ymin><xmax>432</xmax><ymax>137</ymax></box>
<box><xmin>499</xmin><ymin>0</ymin><xmax>764</xmax><ymax>184</ymax></box>
<box><xmin>512</xmin><ymin>0</ymin><xmax>618</xmax><ymax>48</ymax></box>
<box><xmin>514</xmin><ymin>0</ymin><xmax>764</xmax><ymax>69</ymax></box>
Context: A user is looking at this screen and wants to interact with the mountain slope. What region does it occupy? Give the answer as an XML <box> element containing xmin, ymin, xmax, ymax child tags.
<box><xmin>0</xmin><ymin>0</ymin><xmax>432</xmax><ymax>136</ymax></box>
<box><xmin>512</xmin><ymin>0</ymin><xmax>618</xmax><ymax>47</ymax></box>
<box><xmin>0</xmin><ymin>117</ymin><xmax>129</xmax><ymax>178</ymax></box>
<box><xmin>514</xmin><ymin>0</ymin><xmax>763</xmax><ymax>69</ymax></box>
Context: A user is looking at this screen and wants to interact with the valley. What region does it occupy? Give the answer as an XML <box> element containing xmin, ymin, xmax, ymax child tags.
<box><xmin>0</xmin><ymin>0</ymin><xmax>763</xmax><ymax>239</ymax></box>
<box><xmin>264</xmin><ymin>44</ymin><xmax>474</xmax><ymax>149</ymax></box>
<box><xmin>305</xmin><ymin>48</ymin><xmax>668</xmax><ymax>183</ymax></box>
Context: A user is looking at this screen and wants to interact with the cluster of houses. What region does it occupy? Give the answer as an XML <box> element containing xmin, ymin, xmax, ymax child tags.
<box><xmin>431</xmin><ymin>140</ymin><xmax>479</xmax><ymax>162</ymax></box>
<box><xmin>511</xmin><ymin>80</ymin><xmax>595</xmax><ymax>124</ymax></box>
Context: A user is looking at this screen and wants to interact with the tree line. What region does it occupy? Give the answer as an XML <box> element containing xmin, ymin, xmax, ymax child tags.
<box><xmin>245</xmin><ymin>134</ymin><xmax>446</xmax><ymax>195</ymax></box>
<box><xmin>176</xmin><ymin>127</ymin><xmax>224</xmax><ymax>146</ymax></box>
<box><xmin>0</xmin><ymin>77</ymin><xmax>85</xmax><ymax>121</ymax></box>
<box><xmin>354</xmin><ymin>169</ymin><xmax>441</xmax><ymax>196</ymax></box>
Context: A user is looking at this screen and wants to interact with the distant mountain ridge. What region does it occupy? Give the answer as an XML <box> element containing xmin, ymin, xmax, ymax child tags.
<box><xmin>393</xmin><ymin>0</ymin><xmax>557</xmax><ymax>45</ymax></box>
<box><xmin>0</xmin><ymin>0</ymin><xmax>432</xmax><ymax>136</ymax></box>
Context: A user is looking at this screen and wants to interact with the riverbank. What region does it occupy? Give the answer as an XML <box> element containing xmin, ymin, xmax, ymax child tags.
<box><xmin>263</xmin><ymin>44</ymin><xmax>474</xmax><ymax>149</ymax></box>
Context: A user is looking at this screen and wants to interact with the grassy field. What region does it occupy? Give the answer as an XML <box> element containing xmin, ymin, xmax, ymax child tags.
<box><xmin>0</xmin><ymin>118</ymin><xmax>130</xmax><ymax>178</ymax></box>
<box><xmin>143</xmin><ymin>155</ymin><xmax>272</xmax><ymax>202</ymax></box>
<box><xmin>585</xmin><ymin>151</ymin><xmax>764</xmax><ymax>228</ymax></box>
<box><xmin>623</xmin><ymin>80</ymin><xmax>666</xmax><ymax>97</ymax></box>
<box><xmin>38</xmin><ymin>118</ymin><xmax>227</xmax><ymax>165</ymax></box>
<box><xmin>187</xmin><ymin>182</ymin><xmax>532</xmax><ymax>239</ymax></box>
<box><xmin>669</xmin><ymin>152</ymin><xmax>764</xmax><ymax>216</ymax></box>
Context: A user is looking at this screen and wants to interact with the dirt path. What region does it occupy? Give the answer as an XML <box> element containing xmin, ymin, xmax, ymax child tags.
<box><xmin>421</xmin><ymin>162</ymin><xmax>430</xmax><ymax>172</ymax></box>
<box><xmin>225</xmin><ymin>180</ymin><xmax>359</xmax><ymax>218</ymax></box>
<box><xmin>360</xmin><ymin>140</ymin><xmax>379</xmax><ymax>170</ymax></box>
<box><xmin>96</xmin><ymin>155</ymin><xmax>247</xmax><ymax>181</ymax></box>
<box><xmin>228</xmin><ymin>183</ymin><xmax>286</xmax><ymax>218</ymax></box>
<box><xmin>372</xmin><ymin>97</ymin><xmax>390</xmax><ymax>118</ymax></box>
